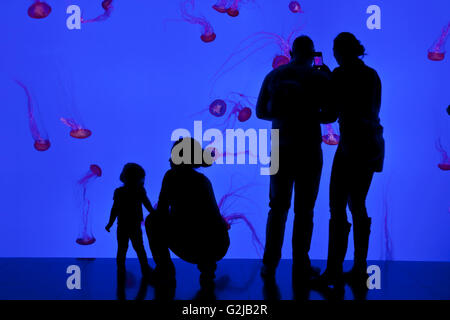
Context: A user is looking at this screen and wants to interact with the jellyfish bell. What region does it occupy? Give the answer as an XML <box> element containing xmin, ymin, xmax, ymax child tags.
<box><xmin>227</xmin><ymin>8</ymin><xmax>239</xmax><ymax>17</ymax></box>
<box><xmin>427</xmin><ymin>51</ymin><xmax>445</xmax><ymax>61</ymax></box>
<box><xmin>201</xmin><ymin>32</ymin><xmax>217</xmax><ymax>43</ymax></box>
<box><xmin>90</xmin><ymin>164</ymin><xmax>102</xmax><ymax>177</ymax></box>
<box><xmin>70</xmin><ymin>128</ymin><xmax>92</xmax><ymax>139</ymax></box>
<box><xmin>28</xmin><ymin>1</ymin><xmax>52</xmax><ymax>19</ymax></box>
<box><xmin>322</xmin><ymin>133</ymin><xmax>340</xmax><ymax>145</ymax></box>
<box><xmin>76</xmin><ymin>236</ymin><xmax>96</xmax><ymax>245</ymax></box>
<box><xmin>438</xmin><ymin>163</ymin><xmax>450</xmax><ymax>171</ymax></box>
<box><xmin>34</xmin><ymin>139</ymin><xmax>51</xmax><ymax>151</ymax></box>
<box><xmin>289</xmin><ymin>1</ymin><xmax>303</xmax><ymax>13</ymax></box>
<box><xmin>212</xmin><ymin>2</ymin><xmax>228</xmax><ymax>13</ymax></box>
<box><xmin>209</xmin><ymin>99</ymin><xmax>227</xmax><ymax>117</ymax></box>
<box><xmin>272</xmin><ymin>55</ymin><xmax>290</xmax><ymax>69</ymax></box>
<box><xmin>238</xmin><ymin>107</ymin><xmax>252</xmax><ymax>122</ymax></box>
<box><xmin>102</xmin><ymin>0</ymin><xmax>113</xmax><ymax>10</ymax></box>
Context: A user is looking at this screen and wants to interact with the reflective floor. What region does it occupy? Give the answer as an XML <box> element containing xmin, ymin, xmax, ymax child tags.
<box><xmin>0</xmin><ymin>259</ymin><xmax>449</xmax><ymax>300</ymax></box>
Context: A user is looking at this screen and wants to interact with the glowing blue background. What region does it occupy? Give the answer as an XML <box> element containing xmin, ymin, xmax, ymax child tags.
<box><xmin>0</xmin><ymin>0</ymin><xmax>449</xmax><ymax>261</ymax></box>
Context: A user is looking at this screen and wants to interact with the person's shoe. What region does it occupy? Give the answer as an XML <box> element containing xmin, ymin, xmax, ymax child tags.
<box><xmin>292</xmin><ymin>264</ymin><xmax>321</xmax><ymax>284</ymax></box>
<box><xmin>344</xmin><ymin>265</ymin><xmax>368</xmax><ymax>285</ymax></box>
<box><xmin>260</xmin><ymin>265</ymin><xmax>276</xmax><ymax>279</ymax></box>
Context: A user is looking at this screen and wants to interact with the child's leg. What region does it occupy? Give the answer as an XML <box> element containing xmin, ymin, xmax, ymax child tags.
<box><xmin>116</xmin><ymin>227</ymin><xmax>129</xmax><ymax>270</ymax></box>
<box><xmin>130</xmin><ymin>228</ymin><xmax>151</xmax><ymax>277</ymax></box>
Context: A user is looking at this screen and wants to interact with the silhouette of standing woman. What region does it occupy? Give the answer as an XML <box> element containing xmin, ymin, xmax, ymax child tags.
<box><xmin>318</xmin><ymin>32</ymin><xmax>385</xmax><ymax>287</ymax></box>
<box><xmin>145</xmin><ymin>137</ymin><xmax>230</xmax><ymax>290</ymax></box>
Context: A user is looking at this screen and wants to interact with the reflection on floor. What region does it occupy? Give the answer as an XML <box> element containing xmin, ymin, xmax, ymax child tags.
<box><xmin>0</xmin><ymin>259</ymin><xmax>449</xmax><ymax>300</ymax></box>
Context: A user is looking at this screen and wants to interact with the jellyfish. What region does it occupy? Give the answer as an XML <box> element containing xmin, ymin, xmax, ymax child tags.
<box><xmin>447</xmin><ymin>105</ymin><xmax>450</xmax><ymax>116</ymax></box>
<box><xmin>180</xmin><ymin>0</ymin><xmax>216</xmax><ymax>43</ymax></box>
<box><xmin>227</xmin><ymin>0</ymin><xmax>241</xmax><ymax>17</ymax></box>
<box><xmin>209</xmin><ymin>99</ymin><xmax>227</xmax><ymax>117</ymax></box>
<box><xmin>218</xmin><ymin>180</ymin><xmax>263</xmax><ymax>256</ymax></box>
<box><xmin>217</xmin><ymin>92</ymin><xmax>255</xmax><ymax>129</ymax></box>
<box><xmin>57</xmin><ymin>72</ymin><xmax>92</xmax><ymax>139</ymax></box>
<box><xmin>428</xmin><ymin>22</ymin><xmax>450</xmax><ymax>61</ymax></box>
<box><xmin>212</xmin><ymin>0</ymin><xmax>229</xmax><ymax>13</ymax></box>
<box><xmin>76</xmin><ymin>164</ymin><xmax>102</xmax><ymax>245</ymax></box>
<box><xmin>321</xmin><ymin>123</ymin><xmax>340</xmax><ymax>145</ymax></box>
<box><xmin>189</xmin><ymin>99</ymin><xmax>227</xmax><ymax>120</ymax></box>
<box><xmin>81</xmin><ymin>0</ymin><xmax>114</xmax><ymax>24</ymax></box>
<box><xmin>210</xmin><ymin>27</ymin><xmax>304</xmax><ymax>95</ymax></box>
<box><xmin>288</xmin><ymin>1</ymin><xmax>304</xmax><ymax>13</ymax></box>
<box><xmin>28</xmin><ymin>1</ymin><xmax>52</xmax><ymax>19</ymax></box>
<box><xmin>14</xmin><ymin>80</ymin><xmax>51</xmax><ymax>152</ymax></box>
<box><xmin>436</xmin><ymin>138</ymin><xmax>450</xmax><ymax>171</ymax></box>
<box><xmin>60</xmin><ymin>118</ymin><xmax>92</xmax><ymax>139</ymax></box>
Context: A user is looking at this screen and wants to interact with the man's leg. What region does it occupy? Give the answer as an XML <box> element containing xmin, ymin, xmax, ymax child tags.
<box><xmin>262</xmin><ymin>157</ymin><xmax>294</xmax><ymax>275</ymax></box>
<box><xmin>292</xmin><ymin>150</ymin><xmax>323</xmax><ymax>275</ymax></box>
<box><xmin>145</xmin><ymin>214</ymin><xmax>175</xmax><ymax>278</ymax></box>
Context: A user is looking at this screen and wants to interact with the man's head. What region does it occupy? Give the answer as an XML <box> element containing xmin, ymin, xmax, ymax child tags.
<box><xmin>290</xmin><ymin>35</ymin><xmax>315</xmax><ymax>64</ymax></box>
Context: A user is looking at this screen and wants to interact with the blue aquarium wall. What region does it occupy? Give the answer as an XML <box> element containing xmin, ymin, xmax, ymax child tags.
<box><xmin>0</xmin><ymin>0</ymin><xmax>449</xmax><ymax>260</ymax></box>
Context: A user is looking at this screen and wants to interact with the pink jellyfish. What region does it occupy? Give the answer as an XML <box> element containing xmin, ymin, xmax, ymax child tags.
<box><xmin>212</xmin><ymin>0</ymin><xmax>229</xmax><ymax>13</ymax></box>
<box><xmin>15</xmin><ymin>80</ymin><xmax>51</xmax><ymax>152</ymax></box>
<box><xmin>288</xmin><ymin>1</ymin><xmax>304</xmax><ymax>13</ymax></box>
<box><xmin>81</xmin><ymin>0</ymin><xmax>114</xmax><ymax>24</ymax></box>
<box><xmin>227</xmin><ymin>0</ymin><xmax>241</xmax><ymax>17</ymax></box>
<box><xmin>210</xmin><ymin>27</ymin><xmax>304</xmax><ymax>95</ymax></box>
<box><xmin>58</xmin><ymin>72</ymin><xmax>92</xmax><ymax>139</ymax></box>
<box><xmin>321</xmin><ymin>123</ymin><xmax>340</xmax><ymax>145</ymax></box>
<box><xmin>189</xmin><ymin>99</ymin><xmax>227</xmax><ymax>119</ymax></box>
<box><xmin>218</xmin><ymin>180</ymin><xmax>263</xmax><ymax>256</ymax></box>
<box><xmin>209</xmin><ymin>99</ymin><xmax>227</xmax><ymax>117</ymax></box>
<box><xmin>60</xmin><ymin>118</ymin><xmax>92</xmax><ymax>139</ymax></box>
<box><xmin>180</xmin><ymin>0</ymin><xmax>216</xmax><ymax>43</ymax></box>
<box><xmin>28</xmin><ymin>1</ymin><xmax>52</xmax><ymax>19</ymax></box>
<box><xmin>217</xmin><ymin>92</ymin><xmax>255</xmax><ymax>129</ymax></box>
<box><xmin>212</xmin><ymin>0</ymin><xmax>252</xmax><ymax>17</ymax></box>
<box><xmin>76</xmin><ymin>164</ymin><xmax>102</xmax><ymax>245</ymax></box>
<box><xmin>428</xmin><ymin>22</ymin><xmax>450</xmax><ymax>61</ymax></box>
<box><xmin>436</xmin><ymin>138</ymin><xmax>450</xmax><ymax>171</ymax></box>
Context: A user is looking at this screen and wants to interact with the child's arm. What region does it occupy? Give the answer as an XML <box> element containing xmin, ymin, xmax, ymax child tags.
<box><xmin>142</xmin><ymin>190</ymin><xmax>155</xmax><ymax>214</ymax></box>
<box><xmin>106</xmin><ymin>190</ymin><xmax>120</xmax><ymax>232</ymax></box>
<box><xmin>105</xmin><ymin>203</ymin><xmax>118</xmax><ymax>232</ymax></box>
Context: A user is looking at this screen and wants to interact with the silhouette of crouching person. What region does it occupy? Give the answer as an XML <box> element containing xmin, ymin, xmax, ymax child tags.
<box><xmin>145</xmin><ymin>137</ymin><xmax>230</xmax><ymax>288</ymax></box>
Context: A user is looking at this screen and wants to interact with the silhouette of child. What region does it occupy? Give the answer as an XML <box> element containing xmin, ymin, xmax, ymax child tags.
<box><xmin>145</xmin><ymin>137</ymin><xmax>230</xmax><ymax>289</ymax></box>
<box><xmin>106</xmin><ymin>163</ymin><xmax>154</xmax><ymax>279</ymax></box>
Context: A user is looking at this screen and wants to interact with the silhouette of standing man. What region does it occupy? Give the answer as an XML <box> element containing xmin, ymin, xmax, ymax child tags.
<box><xmin>256</xmin><ymin>36</ymin><xmax>331</xmax><ymax>281</ymax></box>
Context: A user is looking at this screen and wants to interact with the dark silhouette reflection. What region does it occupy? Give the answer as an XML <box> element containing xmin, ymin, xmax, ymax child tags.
<box><xmin>116</xmin><ymin>268</ymin><xmax>148</xmax><ymax>300</ymax></box>
<box><xmin>347</xmin><ymin>280</ymin><xmax>368</xmax><ymax>300</ymax></box>
<box><xmin>106</xmin><ymin>163</ymin><xmax>155</xmax><ymax>280</ymax></box>
<box><xmin>312</xmin><ymin>283</ymin><xmax>346</xmax><ymax>301</ymax></box>
<box><xmin>256</xmin><ymin>35</ymin><xmax>331</xmax><ymax>279</ymax></box>
<box><xmin>145</xmin><ymin>138</ymin><xmax>230</xmax><ymax>293</ymax></box>
<box><xmin>317</xmin><ymin>32</ymin><xmax>385</xmax><ymax>288</ymax></box>
<box><xmin>263</xmin><ymin>277</ymin><xmax>281</xmax><ymax>300</ymax></box>
<box><xmin>154</xmin><ymin>279</ymin><xmax>176</xmax><ymax>301</ymax></box>
<box><xmin>194</xmin><ymin>283</ymin><xmax>217</xmax><ymax>301</ymax></box>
